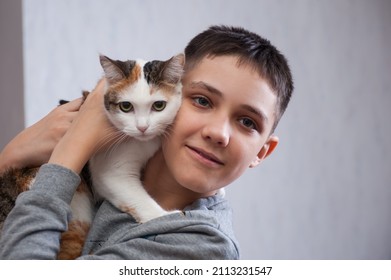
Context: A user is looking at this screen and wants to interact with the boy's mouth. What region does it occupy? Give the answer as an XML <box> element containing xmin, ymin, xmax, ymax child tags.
<box><xmin>186</xmin><ymin>145</ymin><xmax>224</xmax><ymax>166</ymax></box>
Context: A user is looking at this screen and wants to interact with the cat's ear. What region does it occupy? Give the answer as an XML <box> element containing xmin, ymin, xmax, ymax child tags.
<box><xmin>162</xmin><ymin>53</ymin><xmax>185</xmax><ymax>85</ymax></box>
<box><xmin>99</xmin><ymin>55</ymin><xmax>135</xmax><ymax>85</ymax></box>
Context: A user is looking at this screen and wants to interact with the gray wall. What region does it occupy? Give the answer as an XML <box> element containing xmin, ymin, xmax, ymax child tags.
<box><xmin>3</xmin><ymin>0</ymin><xmax>391</xmax><ymax>259</ymax></box>
<box><xmin>0</xmin><ymin>0</ymin><xmax>24</xmax><ymax>150</ymax></box>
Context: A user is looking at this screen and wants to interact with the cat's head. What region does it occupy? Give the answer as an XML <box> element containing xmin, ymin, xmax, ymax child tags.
<box><xmin>100</xmin><ymin>54</ymin><xmax>184</xmax><ymax>141</ymax></box>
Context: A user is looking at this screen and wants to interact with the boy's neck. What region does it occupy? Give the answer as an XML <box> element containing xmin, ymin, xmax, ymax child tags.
<box><xmin>142</xmin><ymin>149</ymin><xmax>204</xmax><ymax>211</ymax></box>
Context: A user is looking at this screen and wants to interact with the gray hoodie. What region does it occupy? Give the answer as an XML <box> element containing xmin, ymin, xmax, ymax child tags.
<box><xmin>0</xmin><ymin>164</ymin><xmax>239</xmax><ymax>259</ymax></box>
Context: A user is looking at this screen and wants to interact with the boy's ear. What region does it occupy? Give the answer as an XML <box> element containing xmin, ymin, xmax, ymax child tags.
<box><xmin>249</xmin><ymin>135</ymin><xmax>279</xmax><ymax>168</ymax></box>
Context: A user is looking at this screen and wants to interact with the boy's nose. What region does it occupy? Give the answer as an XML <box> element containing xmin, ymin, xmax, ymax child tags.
<box><xmin>201</xmin><ymin>117</ymin><xmax>230</xmax><ymax>147</ymax></box>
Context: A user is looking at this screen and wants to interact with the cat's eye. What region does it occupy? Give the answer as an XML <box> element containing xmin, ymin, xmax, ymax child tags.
<box><xmin>152</xmin><ymin>101</ymin><xmax>166</xmax><ymax>111</ymax></box>
<box><xmin>119</xmin><ymin>102</ymin><xmax>133</xmax><ymax>112</ymax></box>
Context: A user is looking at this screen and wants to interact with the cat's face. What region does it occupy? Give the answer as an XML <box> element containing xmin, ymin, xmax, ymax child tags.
<box><xmin>100</xmin><ymin>54</ymin><xmax>184</xmax><ymax>141</ymax></box>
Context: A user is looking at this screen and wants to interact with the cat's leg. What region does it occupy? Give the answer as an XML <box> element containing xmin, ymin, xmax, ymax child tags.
<box><xmin>91</xmin><ymin>140</ymin><xmax>180</xmax><ymax>223</ymax></box>
<box><xmin>58</xmin><ymin>180</ymin><xmax>93</xmax><ymax>259</ymax></box>
<box><xmin>97</xmin><ymin>173</ymin><xmax>179</xmax><ymax>223</ymax></box>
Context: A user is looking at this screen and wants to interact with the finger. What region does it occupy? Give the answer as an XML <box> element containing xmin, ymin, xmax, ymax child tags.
<box><xmin>63</xmin><ymin>111</ymin><xmax>79</xmax><ymax>123</ymax></box>
<box><xmin>89</xmin><ymin>78</ymin><xmax>106</xmax><ymax>96</ymax></box>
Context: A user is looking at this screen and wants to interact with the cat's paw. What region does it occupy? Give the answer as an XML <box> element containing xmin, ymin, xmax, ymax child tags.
<box><xmin>168</xmin><ymin>209</ymin><xmax>184</xmax><ymax>217</ymax></box>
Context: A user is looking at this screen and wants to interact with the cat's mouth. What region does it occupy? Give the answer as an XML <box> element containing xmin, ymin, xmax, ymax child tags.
<box><xmin>186</xmin><ymin>145</ymin><xmax>224</xmax><ymax>166</ymax></box>
<box><xmin>135</xmin><ymin>133</ymin><xmax>156</xmax><ymax>141</ymax></box>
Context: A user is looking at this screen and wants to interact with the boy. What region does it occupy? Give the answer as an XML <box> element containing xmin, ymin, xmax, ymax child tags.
<box><xmin>0</xmin><ymin>25</ymin><xmax>293</xmax><ymax>259</ymax></box>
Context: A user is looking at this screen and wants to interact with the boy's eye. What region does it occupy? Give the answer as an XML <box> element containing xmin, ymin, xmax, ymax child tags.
<box><xmin>119</xmin><ymin>101</ymin><xmax>133</xmax><ymax>112</ymax></box>
<box><xmin>152</xmin><ymin>101</ymin><xmax>166</xmax><ymax>111</ymax></box>
<box><xmin>239</xmin><ymin>117</ymin><xmax>257</xmax><ymax>130</ymax></box>
<box><xmin>193</xmin><ymin>96</ymin><xmax>211</xmax><ymax>108</ymax></box>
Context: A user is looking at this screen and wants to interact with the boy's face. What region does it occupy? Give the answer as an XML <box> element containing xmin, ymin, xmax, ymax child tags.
<box><xmin>162</xmin><ymin>55</ymin><xmax>278</xmax><ymax>195</ymax></box>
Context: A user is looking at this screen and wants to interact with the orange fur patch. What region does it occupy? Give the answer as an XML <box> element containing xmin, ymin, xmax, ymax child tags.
<box><xmin>75</xmin><ymin>180</ymin><xmax>90</xmax><ymax>194</ymax></box>
<box><xmin>110</xmin><ymin>63</ymin><xmax>141</xmax><ymax>93</ymax></box>
<box><xmin>16</xmin><ymin>167</ymin><xmax>39</xmax><ymax>191</ymax></box>
<box><xmin>160</xmin><ymin>85</ymin><xmax>180</xmax><ymax>98</ymax></box>
<box><xmin>58</xmin><ymin>220</ymin><xmax>90</xmax><ymax>260</ymax></box>
<box><xmin>120</xmin><ymin>205</ymin><xmax>140</xmax><ymax>223</ymax></box>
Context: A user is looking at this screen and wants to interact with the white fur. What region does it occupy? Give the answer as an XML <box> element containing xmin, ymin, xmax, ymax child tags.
<box><xmin>70</xmin><ymin>192</ymin><xmax>94</xmax><ymax>223</ymax></box>
<box><xmin>27</xmin><ymin>177</ymin><xmax>36</xmax><ymax>190</ymax></box>
<box><xmin>90</xmin><ymin>60</ymin><xmax>182</xmax><ymax>223</ymax></box>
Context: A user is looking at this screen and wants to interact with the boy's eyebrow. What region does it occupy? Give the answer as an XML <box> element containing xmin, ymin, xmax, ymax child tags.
<box><xmin>189</xmin><ymin>81</ymin><xmax>223</xmax><ymax>97</ymax></box>
<box><xmin>240</xmin><ymin>104</ymin><xmax>269</xmax><ymax>124</ymax></box>
<box><xmin>189</xmin><ymin>81</ymin><xmax>268</xmax><ymax>124</ymax></box>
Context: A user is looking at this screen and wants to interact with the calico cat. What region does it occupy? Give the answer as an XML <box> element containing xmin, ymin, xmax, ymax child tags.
<box><xmin>0</xmin><ymin>53</ymin><xmax>185</xmax><ymax>259</ymax></box>
<box><xmin>90</xmin><ymin>53</ymin><xmax>184</xmax><ymax>222</ymax></box>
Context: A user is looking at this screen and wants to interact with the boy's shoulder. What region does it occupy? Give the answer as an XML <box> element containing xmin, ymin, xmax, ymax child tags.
<box><xmin>85</xmin><ymin>195</ymin><xmax>240</xmax><ymax>259</ymax></box>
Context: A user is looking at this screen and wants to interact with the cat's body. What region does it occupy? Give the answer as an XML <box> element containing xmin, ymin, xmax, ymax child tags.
<box><xmin>90</xmin><ymin>54</ymin><xmax>184</xmax><ymax>222</ymax></box>
<box><xmin>0</xmin><ymin>167</ymin><xmax>38</xmax><ymax>232</ymax></box>
<box><xmin>0</xmin><ymin>53</ymin><xmax>185</xmax><ymax>259</ymax></box>
<box><xmin>0</xmin><ymin>165</ymin><xmax>93</xmax><ymax>259</ymax></box>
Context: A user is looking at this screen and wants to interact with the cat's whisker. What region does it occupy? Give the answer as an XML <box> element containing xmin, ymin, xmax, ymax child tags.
<box><xmin>103</xmin><ymin>132</ymin><xmax>129</xmax><ymax>159</ymax></box>
<box><xmin>93</xmin><ymin>129</ymin><xmax>126</xmax><ymax>158</ymax></box>
<box><xmin>161</xmin><ymin>125</ymin><xmax>174</xmax><ymax>140</ymax></box>
<box><xmin>95</xmin><ymin>130</ymin><xmax>119</xmax><ymax>150</ymax></box>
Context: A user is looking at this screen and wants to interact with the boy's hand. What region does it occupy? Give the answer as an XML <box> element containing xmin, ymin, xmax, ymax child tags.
<box><xmin>49</xmin><ymin>79</ymin><xmax>117</xmax><ymax>173</ymax></box>
<box><xmin>0</xmin><ymin>97</ymin><xmax>83</xmax><ymax>174</ymax></box>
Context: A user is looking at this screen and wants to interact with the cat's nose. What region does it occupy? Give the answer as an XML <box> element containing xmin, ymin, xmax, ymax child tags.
<box><xmin>137</xmin><ymin>125</ymin><xmax>148</xmax><ymax>133</ymax></box>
